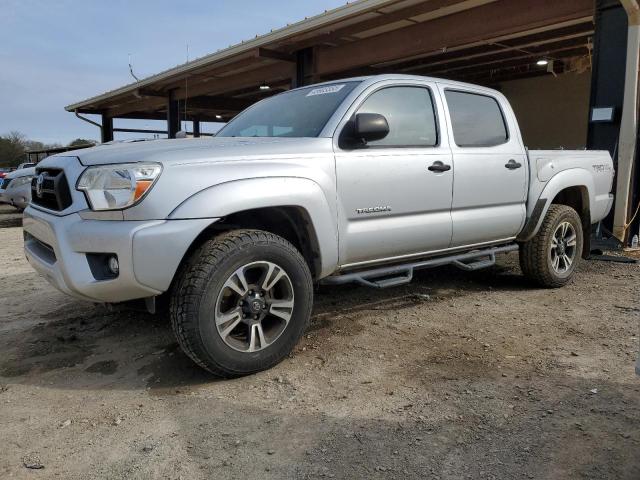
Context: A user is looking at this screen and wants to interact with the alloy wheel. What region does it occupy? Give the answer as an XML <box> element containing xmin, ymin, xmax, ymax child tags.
<box><xmin>549</xmin><ymin>221</ymin><xmax>577</xmax><ymax>274</ymax></box>
<box><xmin>214</xmin><ymin>261</ymin><xmax>295</xmax><ymax>352</ymax></box>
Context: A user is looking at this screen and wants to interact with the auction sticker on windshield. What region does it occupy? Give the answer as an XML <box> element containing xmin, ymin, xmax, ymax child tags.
<box><xmin>306</xmin><ymin>84</ymin><xmax>346</xmax><ymax>97</ymax></box>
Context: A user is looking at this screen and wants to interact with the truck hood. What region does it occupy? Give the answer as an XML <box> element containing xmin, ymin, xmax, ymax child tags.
<box><xmin>4</xmin><ymin>166</ymin><xmax>36</xmax><ymax>180</ymax></box>
<box><xmin>50</xmin><ymin>137</ymin><xmax>333</xmax><ymax>167</ymax></box>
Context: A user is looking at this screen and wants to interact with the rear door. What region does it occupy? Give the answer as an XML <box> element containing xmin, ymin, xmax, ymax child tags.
<box><xmin>439</xmin><ymin>86</ymin><xmax>527</xmax><ymax>247</ymax></box>
<box><xmin>334</xmin><ymin>80</ymin><xmax>454</xmax><ymax>267</ymax></box>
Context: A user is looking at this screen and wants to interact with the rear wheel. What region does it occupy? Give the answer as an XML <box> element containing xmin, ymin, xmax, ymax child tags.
<box><xmin>170</xmin><ymin>229</ymin><xmax>313</xmax><ymax>377</ymax></box>
<box><xmin>520</xmin><ymin>204</ymin><xmax>583</xmax><ymax>288</ymax></box>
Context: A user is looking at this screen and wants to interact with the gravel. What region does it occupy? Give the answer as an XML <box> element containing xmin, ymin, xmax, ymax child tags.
<box><xmin>0</xmin><ymin>205</ymin><xmax>639</xmax><ymax>479</ymax></box>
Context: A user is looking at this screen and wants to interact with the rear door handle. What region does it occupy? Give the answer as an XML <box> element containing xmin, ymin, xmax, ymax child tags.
<box><xmin>428</xmin><ymin>161</ymin><xmax>451</xmax><ymax>173</ymax></box>
<box><xmin>505</xmin><ymin>159</ymin><xmax>522</xmax><ymax>170</ymax></box>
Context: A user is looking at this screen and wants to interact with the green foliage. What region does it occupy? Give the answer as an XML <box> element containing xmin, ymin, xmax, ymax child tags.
<box><xmin>0</xmin><ymin>131</ymin><xmax>65</xmax><ymax>167</ymax></box>
<box><xmin>68</xmin><ymin>138</ymin><xmax>95</xmax><ymax>147</ymax></box>
<box><xmin>0</xmin><ymin>131</ymin><xmax>27</xmax><ymax>168</ymax></box>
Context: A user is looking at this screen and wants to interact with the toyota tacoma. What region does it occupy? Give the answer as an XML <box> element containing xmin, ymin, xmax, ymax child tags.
<box><xmin>23</xmin><ymin>75</ymin><xmax>614</xmax><ymax>376</ymax></box>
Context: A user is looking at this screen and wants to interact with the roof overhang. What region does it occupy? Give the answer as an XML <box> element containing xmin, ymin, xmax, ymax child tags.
<box><xmin>66</xmin><ymin>0</ymin><xmax>595</xmax><ymax>121</ymax></box>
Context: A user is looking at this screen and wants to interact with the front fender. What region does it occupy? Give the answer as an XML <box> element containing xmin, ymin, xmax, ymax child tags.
<box><xmin>169</xmin><ymin>177</ymin><xmax>339</xmax><ymax>278</ymax></box>
<box><xmin>518</xmin><ymin>168</ymin><xmax>594</xmax><ymax>242</ymax></box>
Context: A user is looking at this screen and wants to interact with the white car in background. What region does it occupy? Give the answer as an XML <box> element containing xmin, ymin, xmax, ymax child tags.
<box><xmin>0</xmin><ymin>167</ymin><xmax>36</xmax><ymax>210</ymax></box>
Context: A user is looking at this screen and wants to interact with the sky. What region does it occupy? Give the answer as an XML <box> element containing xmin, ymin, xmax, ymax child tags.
<box><xmin>0</xmin><ymin>0</ymin><xmax>347</xmax><ymax>145</ymax></box>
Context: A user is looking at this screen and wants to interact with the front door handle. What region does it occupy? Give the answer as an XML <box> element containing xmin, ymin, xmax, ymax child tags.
<box><xmin>505</xmin><ymin>159</ymin><xmax>522</xmax><ymax>170</ymax></box>
<box><xmin>428</xmin><ymin>161</ymin><xmax>451</xmax><ymax>173</ymax></box>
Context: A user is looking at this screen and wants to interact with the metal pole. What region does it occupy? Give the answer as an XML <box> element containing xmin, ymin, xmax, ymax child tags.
<box><xmin>74</xmin><ymin>110</ymin><xmax>103</xmax><ymax>141</ymax></box>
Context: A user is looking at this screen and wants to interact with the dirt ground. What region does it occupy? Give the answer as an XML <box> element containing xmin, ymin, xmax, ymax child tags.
<box><xmin>0</xmin><ymin>204</ymin><xmax>638</xmax><ymax>480</ymax></box>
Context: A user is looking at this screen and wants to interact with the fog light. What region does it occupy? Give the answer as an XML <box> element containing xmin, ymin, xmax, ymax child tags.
<box><xmin>107</xmin><ymin>255</ymin><xmax>119</xmax><ymax>275</ymax></box>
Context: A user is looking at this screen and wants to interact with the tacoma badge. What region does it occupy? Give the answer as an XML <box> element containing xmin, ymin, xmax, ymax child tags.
<box><xmin>356</xmin><ymin>206</ymin><xmax>392</xmax><ymax>214</ymax></box>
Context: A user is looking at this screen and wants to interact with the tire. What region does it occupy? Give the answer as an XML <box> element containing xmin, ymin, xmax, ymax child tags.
<box><xmin>519</xmin><ymin>204</ymin><xmax>583</xmax><ymax>288</ymax></box>
<box><xmin>170</xmin><ymin>229</ymin><xmax>313</xmax><ymax>377</ymax></box>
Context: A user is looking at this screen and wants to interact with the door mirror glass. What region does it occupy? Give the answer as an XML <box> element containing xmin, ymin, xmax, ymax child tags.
<box><xmin>354</xmin><ymin>113</ymin><xmax>390</xmax><ymax>143</ymax></box>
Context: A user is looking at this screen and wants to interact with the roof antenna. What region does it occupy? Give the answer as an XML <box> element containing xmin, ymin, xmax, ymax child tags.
<box><xmin>128</xmin><ymin>53</ymin><xmax>140</xmax><ymax>82</ymax></box>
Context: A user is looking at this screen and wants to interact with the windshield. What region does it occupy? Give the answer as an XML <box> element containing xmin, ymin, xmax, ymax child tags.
<box><xmin>217</xmin><ymin>82</ymin><xmax>360</xmax><ymax>138</ymax></box>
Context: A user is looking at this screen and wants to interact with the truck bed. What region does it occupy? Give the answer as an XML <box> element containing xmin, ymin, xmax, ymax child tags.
<box><xmin>527</xmin><ymin>149</ymin><xmax>614</xmax><ymax>224</ymax></box>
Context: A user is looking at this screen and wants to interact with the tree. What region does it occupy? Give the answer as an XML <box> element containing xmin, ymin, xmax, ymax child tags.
<box><xmin>0</xmin><ymin>131</ymin><xmax>27</xmax><ymax>167</ymax></box>
<box><xmin>0</xmin><ymin>132</ymin><xmax>69</xmax><ymax>167</ymax></box>
<box><xmin>68</xmin><ymin>138</ymin><xmax>95</xmax><ymax>148</ymax></box>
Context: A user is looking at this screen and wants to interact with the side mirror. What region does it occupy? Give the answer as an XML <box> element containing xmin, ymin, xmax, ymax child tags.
<box><xmin>354</xmin><ymin>113</ymin><xmax>389</xmax><ymax>143</ymax></box>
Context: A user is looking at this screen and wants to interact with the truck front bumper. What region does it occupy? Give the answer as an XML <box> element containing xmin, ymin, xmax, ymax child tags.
<box><xmin>23</xmin><ymin>206</ymin><xmax>215</xmax><ymax>304</ymax></box>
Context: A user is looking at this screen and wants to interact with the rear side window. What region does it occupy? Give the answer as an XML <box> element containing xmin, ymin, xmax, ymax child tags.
<box><xmin>356</xmin><ymin>86</ymin><xmax>438</xmax><ymax>147</ymax></box>
<box><xmin>445</xmin><ymin>90</ymin><xmax>508</xmax><ymax>147</ymax></box>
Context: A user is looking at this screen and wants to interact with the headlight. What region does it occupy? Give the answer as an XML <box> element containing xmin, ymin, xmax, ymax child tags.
<box><xmin>10</xmin><ymin>176</ymin><xmax>33</xmax><ymax>188</ymax></box>
<box><xmin>77</xmin><ymin>163</ymin><xmax>162</xmax><ymax>211</ymax></box>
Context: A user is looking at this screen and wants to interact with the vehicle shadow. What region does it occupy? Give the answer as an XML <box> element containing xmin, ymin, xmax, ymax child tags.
<box><xmin>0</xmin><ymin>257</ymin><xmax>534</xmax><ymax>392</ymax></box>
<box><xmin>313</xmin><ymin>258</ymin><xmax>531</xmax><ymax>321</ymax></box>
<box><xmin>0</xmin><ymin>208</ymin><xmax>22</xmax><ymax>228</ymax></box>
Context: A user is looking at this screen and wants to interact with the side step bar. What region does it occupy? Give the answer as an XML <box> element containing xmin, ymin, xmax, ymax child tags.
<box><xmin>322</xmin><ymin>244</ymin><xmax>519</xmax><ymax>289</ymax></box>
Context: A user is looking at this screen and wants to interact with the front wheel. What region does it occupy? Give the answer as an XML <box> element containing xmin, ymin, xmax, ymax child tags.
<box><xmin>170</xmin><ymin>229</ymin><xmax>313</xmax><ymax>377</ymax></box>
<box><xmin>519</xmin><ymin>204</ymin><xmax>583</xmax><ymax>288</ymax></box>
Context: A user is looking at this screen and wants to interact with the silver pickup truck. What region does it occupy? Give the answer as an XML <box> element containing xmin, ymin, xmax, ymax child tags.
<box><xmin>23</xmin><ymin>75</ymin><xmax>614</xmax><ymax>376</ymax></box>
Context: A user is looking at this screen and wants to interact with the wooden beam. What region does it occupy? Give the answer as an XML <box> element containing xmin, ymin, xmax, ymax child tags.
<box><xmin>315</xmin><ymin>0</ymin><xmax>594</xmax><ymax>75</ymax></box>
<box><xmin>426</xmin><ymin>48</ymin><xmax>585</xmax><ymax>79</ymax></box>
<box><xmin>411</xmin><ymin>45</ymin><xmax>590</xmax><ymax>77</ymax></box>
<box><xmin>107</xmin><ymin>96</ymin><xmax>164</xmax><ymax>117</ymax></box>
<box><xmin>75</xmin><ymin>108</ymin><xmax>102</xmax><ymax>115</ymax></box>
<box><xmin>114</xmin><ymin>112</ymin><xmax>167</xmax><ymax>120</ymax></box>
<box><xmin>369</xmin><ymin>16</ymin><xmax>592</xmax><ymax>70</ymax></box>
<box><xmin>106</xmin><ymin>63</ymin><xmax>291</xmax><ymax>117</ymax></box>
<box><xmin>468</xmin><ymin>69</ymin><xmax>553</xmax><ymax>86</ymax></box>
<box><xmin>136</xmin><ymin>88</ymin><xmax>166</xmax><ymax>98</ymax></box>
<box><xmin>256</xmin><ymin>47</ymin><xmax>295</xmax><ymax>63</ymax></box>
<box><xmin>172</xmin><ymin>63</ymin><xmax>293</xmax><ymax>101</ymax></box>
<box><xmin>186</xmin><ymin>95</ymin><xmax>254</xmax><ymax>111</ymax></box>
<box><xmin>397</xmin><ymin>24</ymin><xmax>593</xmax><ymax>73</ymax></box>
<box><xmin>291</xmin><ymin>0</ymin><xmax>497</xmax><ymax>50</ymax></box>
<box><xmin>113</xmin><ymin>127</ymin><xmax>168</xmax><ymax>135</ymax></box>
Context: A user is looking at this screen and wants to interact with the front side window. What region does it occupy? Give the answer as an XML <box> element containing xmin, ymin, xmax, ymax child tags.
<box><xmin>444</xmin><ymin>90</ymin><xmax>508</xmax><ymax>147</ymax></box>
<box><xmin>217</xmin><ymin>82</ymin><xmax>360</xmax><ymax>138</ymax></box>
<box><xmin>355</xmin><ymin>86</ymin><xmax>438</xmax><ymax>147</ymax></box>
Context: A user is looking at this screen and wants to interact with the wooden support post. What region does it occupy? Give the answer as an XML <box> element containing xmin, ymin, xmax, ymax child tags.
<box><xmin>587</xmin><ymin>0</ymin><xmax>629</xmax><ymax>235</ymax></box>
<box><xmin>293</xmin><ymin>47</ymin><xmax>314</xmax><ymax>88</ymax></box>
<box><xmin>167</xmin><ymin>90</ymin><xmax>180</xmax><ymax>139</ymax></box>
<box><xmin>101</xmin><ymin>113</ymin><xmax>113</xmax><ymax>143</ymax></box>
<box><xmin>193</xmin><ymin>118</ymin><xmax>201</xmax><ymax>138</ymax></box>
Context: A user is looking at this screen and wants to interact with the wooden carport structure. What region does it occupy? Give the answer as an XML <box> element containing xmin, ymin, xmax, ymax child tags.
<box><xmin>67</xmin><ymin>0</ymin><xmax>597</xmax><ymax>139</ymax></box>
<box><xmin>66</xmin><ymin>0</ymin><xmax>640</xmax><ymax>244</ymax></box>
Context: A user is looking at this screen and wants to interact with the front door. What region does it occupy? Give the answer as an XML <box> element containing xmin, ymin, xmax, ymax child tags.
<box><xmin>335</xmin><ymin>83</ymin><xmax>454</xmax><ymax>267</ymax></box>
<box><xmin>439</xmin><ymin>87</ymin><xmax>527</xmax><ymax>247</ymax></box>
